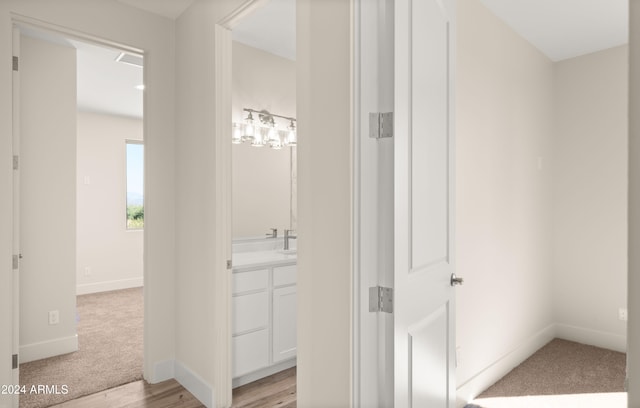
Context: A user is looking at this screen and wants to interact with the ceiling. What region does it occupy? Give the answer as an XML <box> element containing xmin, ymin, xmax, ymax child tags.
<box><xmin>116</xmin><ymin>0</ymin><xmax>194</xmax><ymax>19</ymax></box>
<box><xmin>478</xmin><ymin>0</ymin><xmax>628</xmax><ymax>61</ymax></box>
<box><xmin>120</xmin><ymin>0</ymin><xmax>626</xmax><ymax>63</ymax></box>
<box><xmin>18</xmin><ymin>0</ymin><xmax>628</xmax><ymax>120</ymax></box>
<box><xmin>20</xmin><ymin>26</ymin><xmax>143</xmax><ymax>119</ymax></box>
<box><xmin>232</xmin><ymin>0</ymin><xmax>296</xmax><ymax>61</ymax></box>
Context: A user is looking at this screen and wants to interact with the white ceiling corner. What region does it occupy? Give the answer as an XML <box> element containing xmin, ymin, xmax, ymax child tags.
<box><xmin>478</xmin><ymin>0</ymin><xmax>628</xmax><ymax>61</ymax></box>
<box><xmin>232</xmin><ymin>0</ymin><xmax>296</xmax><ymax>61</ymax></box>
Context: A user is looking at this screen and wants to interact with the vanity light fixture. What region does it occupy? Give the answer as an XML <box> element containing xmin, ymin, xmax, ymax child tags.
<box><xmin>234</xmin><ymin>108</ymin><xmax>296</xmax><ymax>149</ymax></box>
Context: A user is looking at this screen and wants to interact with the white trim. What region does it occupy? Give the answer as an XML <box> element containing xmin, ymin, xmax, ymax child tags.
<box><xmin>12</xmin><ymin>23</ymin><xmax>22</xmax><ymax>408</ymax></box>
<box><xmin>213</xmin><ymin>21</ymin><xmax>233</xmax><ymax>408</ymax></box>
<box><xmin>76</xmin><ymin>277</ymin><xmax>143</xmax><ymax>295</ymax></box>
<box><xmin>19</xmin><ymin>334</ymin><xmax>78</xmax><ymax>364</ymax></box>
<box><xmin>232</xmin><ymin>359</ymin><xmax>296</xmax><ymax>388</ymax></box>
<box><xmin>213</xmin><ymin>2</ymin><xmax>267</xmax><ymax>407</ymax></box>
<box><xmin>555</xmin><ymin>323</ymin><xmax>627</xmax><ymax>353</ymax></box>
<box><xmin>455</xmin><ymin>324</ymin><xmax>556</xmax><ymax>407</ymax></box>
<box><xmin>152</xmin><ymin>359</ymin><xmax>175</xmax><ymax>383</ymax></box>
<box><xmin>175</xmin><ymin>360</ymin><xmax>215</xmax><ymax>408</ymax></box>
<box><xmin>351</xmin><ymin>0</ymin><xmax>362</xmax><ymax>406</ymax></box>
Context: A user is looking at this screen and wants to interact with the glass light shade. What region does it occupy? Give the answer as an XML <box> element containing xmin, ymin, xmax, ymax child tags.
<box><xmin>267</xmin><ymin>126</ymin><xmax>280</xmax><ymax>147</ymax></box>
<box><xmin>286</xmin><ymin>129</ymin><xmax>297</xmax><ymax>146</ymax></box>
<box><xmin>242</xmin><ymin>113</ymin><xmax>255</xmax><ymax>142</ymax></box>
<box><xmin>285</xmin><ymin>121</ymin><xmax>297</xmax><ymax>146</ymax></box>
<box><xmin>251</xmin><ymin>127</ymin><xmax>265</xmax><ymax>147</ymax></box>
<box><xmin>232</xmin><ymin>123</ymin><xmax>243</xmax><ymax>144</ymax></box>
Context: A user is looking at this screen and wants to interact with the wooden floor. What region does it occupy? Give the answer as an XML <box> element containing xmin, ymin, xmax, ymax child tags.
<box><xmin>49</xmin><ymin>367</ymin><xmax>296</xmax><ymax>408</ymax></box>
<box><xmin>232</xmin><ymin>367</ymin><xmax>296</xmax><ymax>408</ymax></box>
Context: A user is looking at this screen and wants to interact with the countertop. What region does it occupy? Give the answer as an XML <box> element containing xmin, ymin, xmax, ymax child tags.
<box><xmin>232</xmin><ymin>250</ymin><xmax>297</xmax><ymax>269</ymax></box>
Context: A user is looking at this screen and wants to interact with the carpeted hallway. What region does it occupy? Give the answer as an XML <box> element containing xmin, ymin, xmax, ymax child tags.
<box><xmin>468</xmin><ymin>338</ymin><xmax>626</xmax><ymax>407</ymax></box>
<box><xmin>19</xmin><ymin>287</ymin><xmax>143</xmax><ymax>408</ymax></box>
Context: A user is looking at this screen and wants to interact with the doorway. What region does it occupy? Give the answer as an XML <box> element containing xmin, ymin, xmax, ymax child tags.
<box><xmin>225</xmin><ymin>0</ymin><xmax>298</xmax><ymax>402</ymax></box>
<box><xmin>13</xmin><ymin>23</ymin><xmax>145</xmax><ymax>407</ymax></box>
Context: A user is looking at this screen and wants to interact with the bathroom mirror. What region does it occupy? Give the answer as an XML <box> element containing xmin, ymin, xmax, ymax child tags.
<box><xmin>232</xmin><ymin>40</ymin><xmax>297</xmax><ymax>239</ymax></box>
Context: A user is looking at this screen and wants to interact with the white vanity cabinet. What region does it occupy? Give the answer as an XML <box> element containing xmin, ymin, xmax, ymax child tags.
<box><xmin>232</xmin><ymin>261</ymin><xmax>297</xmax><ymax>386</ymax></box>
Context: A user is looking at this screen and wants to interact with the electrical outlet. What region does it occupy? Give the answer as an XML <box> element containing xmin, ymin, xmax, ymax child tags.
<box><xmin>619</xmin><ymin>307</ymin><xmax>628</xmax><ymax>322</ymax></box>
<box><xmin>84</xmin><ymin>266</ymin><xmax>91</xmax><ymax>277</ymax></box>
<box><xmin>48</xmin><ymin>310</ymin><xmax>59</xmax><ymax>325</ymax></box>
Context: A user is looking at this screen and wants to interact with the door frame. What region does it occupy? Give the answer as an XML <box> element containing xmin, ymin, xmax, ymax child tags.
<box><xmin>352</xmin><ymin>0</ymin><xmax>395</xmax><ymax>407</ymax></box>
<box><xmin>11</xmin><ymin>17</ymin><xmax>148</xmax><ymax>407</ymax></box>
<box><xmin>11</xmin><ymin>24</ymin><xmax>21</xmax><ymax>408</ymax></box>
<box><xmin>212</xmin><ymin>1</ymin><xmax>269</xmax><ymax>406</ymax></box>
<box><xmin>213</xmin><ymin>1</ymin><xmax>393</xmax><ymax>406</ymax></box>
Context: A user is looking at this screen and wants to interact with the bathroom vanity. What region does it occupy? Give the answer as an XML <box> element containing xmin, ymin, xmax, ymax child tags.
<box><xmin>232</xmin><ymin>240</ymin><xmax>297</xmax><ymax>387</ymax></box>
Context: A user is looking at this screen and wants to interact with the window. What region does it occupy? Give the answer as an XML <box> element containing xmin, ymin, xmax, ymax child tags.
<box><xmin>126</xmin><ymin>141</ymin><xmax>144</xmax><ymax>229</ymax></box>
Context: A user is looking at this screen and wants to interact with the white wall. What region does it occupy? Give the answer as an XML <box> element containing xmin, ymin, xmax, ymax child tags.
<box><xmin>232</xmin><ymin>42</ymin><xmax>295</xmax><ymax>238</ymax></box>
<box><xmin>552</xmin><ymin>46</ymin><xmax>628</xmax><ymax>350</ymax></box>
<box><xmin>0</xmin><ymin>1</ymin><xmax>177</xmax><ymax>400</ymax></box>
<box><xmin>456</xmin><ymin>0</ymin><xmax>630</xmax><ymax>402</ymax></box>
<box><xmin>76</xmin><ymin>111</ymin><xmax>144</xmax><ymax>295</ymax></box>
<box><xmin>174</xmin><ymin>1</ymin><xmax>246</xmax><ymax>406</ymax></box>
<box><xmin>297</xmin><ymin>0</ymin><xmax>352</xmax><ymax>406</ymax></box>
<box><xmin>19</xmin><ymin>35</ymin><xmax>78</xmax><ymax>363</ymax></box>
<box><xmin>628</xmin><ymin>0</ymin><xmax>640</xmax><ymax>404</ymax></box>
<box><xmin>456</xmin><ymin>0</ymin><xmax>555</xmax><ymax>397</ymax></box>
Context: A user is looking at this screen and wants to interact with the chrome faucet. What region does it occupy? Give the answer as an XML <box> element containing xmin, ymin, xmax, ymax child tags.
<box><xmin>266</xmin><ymin>228</ymin><xmax>278</xmax><ymax>238</ymax></box>
<box><xmin>284</xmin><ymin>229</ymin><xmax>297</xmax><ymax>250</ymax></box>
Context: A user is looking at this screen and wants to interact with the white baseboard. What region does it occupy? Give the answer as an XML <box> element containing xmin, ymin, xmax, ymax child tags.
<box><xmin>20</xmin><ymin>334</ymin><xmax>79</xmax><ymax>364</ymax></box>
<box><xmin>76</xmin><ymin>277</ymin><xmax>143</xmax><ymax>295</ymax></box>
<box><xmin>233</xmin><ymin>358</ymin><xmax>296</xmax><ymax>388</ymax></box>
<box><xmin>455</xmin><ymin>324</ymin><xmax>556</xmax><ymax>408</ymax></box>
<box><xmin>175</xmin><ymin>360</ymin><xmax>215</xmax><ymax>408</ymax></box>
<box><xmin>152</xmin><ymin>359</ymin><xmax>175</xmax><ymax>383</ymax></box>
<box><xmin>555</xmin><ymin>323</ymin><xmax>627</xmax><ymax>353</ymax></box>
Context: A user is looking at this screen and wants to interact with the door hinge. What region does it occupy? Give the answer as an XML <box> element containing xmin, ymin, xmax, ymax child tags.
<box><xmin>12</xmin><ymin>354</ymin><xmax>18</xmax><ymax>369</ymax></box>
<box><xmin>13</xmin><ymin>155</ymin><xmax>19</xmax><ymax>170</ymax></box>
<box><xmin>226</xmin><ymin>259</ymin><xmax>232</xmax><ymax>270</ymax></box>
<box><xmin>369</xmin><ymin>112</ymin><xmax>393</xmax><ymax>139</ymax></box>
<box><xmin>369</xmin><ymin>286</ymin><xmax>393</xmax><ymax>313</ymax></box>
<box><xmin>12</xmin><ymin>56</ymin><xmax>19</xmax><ymax>72</ymax></box>
<box><xmin>12</xmin><ymin>254</ymin><xmax>19</xmax><ymax>270</ymax></box>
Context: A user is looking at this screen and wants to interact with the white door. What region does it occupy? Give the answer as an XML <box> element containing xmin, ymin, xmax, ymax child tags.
<box><xmin>394</xmin><ymin>0</ymin><xmax>457</xmax><ymax>406</ymax></box>
<box><xmin>11</xmin><ymin>25</ymin><xmax>21</xmax><ymax>408</ymax></box>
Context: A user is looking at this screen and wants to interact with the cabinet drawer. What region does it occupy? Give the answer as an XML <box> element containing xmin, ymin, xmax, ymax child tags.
<box><xmin>233</xmin><ymin>292</ymin><xmax>268</xmax><ymax>334</ymax></box>
<box><xmin>233</xmin><ymin>329</ymin><xmax>269</xmax><ymax>378</ymax></box>
<box><xmin>233</xmin><ymin>268</ymin><xmax>268</xmax><ymax>294</ymax></box>
<box><xmin>273</xmin><ymin>264</ymin><xmax>297</xmax><ymax>287</ymax></box>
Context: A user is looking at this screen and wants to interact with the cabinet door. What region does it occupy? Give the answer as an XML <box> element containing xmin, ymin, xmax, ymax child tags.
<box><xmin>233</xmin><ymin>329</ymin><xmax>269</xmax><ymax>377</ymax></box>
<box><xmin>272</xmin><ymin>286</ymin><xmax>297</xmax><ymax>362</ymax></box>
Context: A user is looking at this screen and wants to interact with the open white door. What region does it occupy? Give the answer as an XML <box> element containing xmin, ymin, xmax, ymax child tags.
<box><xmin>11</xmin><ymin>25</ymin><xmax>21</xmax><ymax>408</ymax></box>
<box><xmin>394</xmin><ymin>0</ymin><xmax>457</xmax><ymax>406</ymax></box>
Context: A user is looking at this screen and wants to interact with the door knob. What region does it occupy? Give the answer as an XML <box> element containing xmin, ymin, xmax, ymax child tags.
<box><xmin>450</xmin><ymin>273</ymin><xmax>464</xmax><ymax>286</ymax></box>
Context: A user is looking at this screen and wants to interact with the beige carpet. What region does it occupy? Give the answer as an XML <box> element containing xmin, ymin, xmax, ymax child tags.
<box><xmin>19</xmin><ymin>287</ymin><xmax>143</xmax><ymax>408</ymax></box>
<box><xmin>477</xmin><ymin>338</ymin><xmax>625</xmax><ymax>400</ymax></box>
